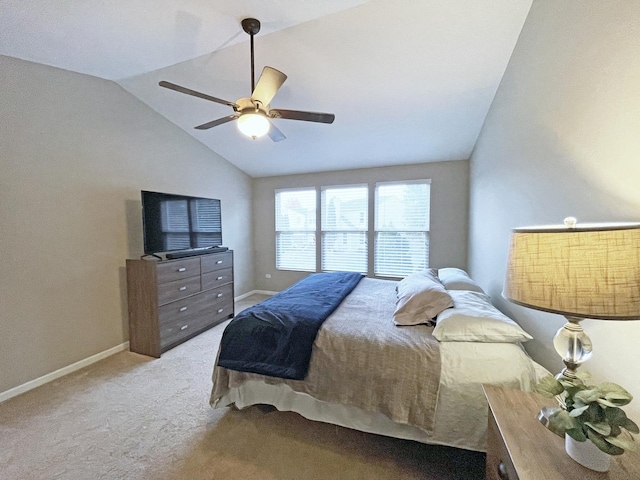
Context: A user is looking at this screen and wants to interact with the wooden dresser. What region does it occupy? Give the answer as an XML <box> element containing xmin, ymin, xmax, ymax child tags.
<box><xmin>126</xmin><ymin>251</ymin><xmax>234</xmax><ymax>357</ymax></box>
<box><xmin>483</xmin><ymin>384</ymin><xmax>640</xmax><ymax>480</ymax></box>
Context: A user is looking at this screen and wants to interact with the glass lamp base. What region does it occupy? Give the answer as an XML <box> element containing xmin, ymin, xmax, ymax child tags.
<box><xmin>553</xmin><ymin>316</ymin><xmax>592</xmax><ymax>381</ymax></box>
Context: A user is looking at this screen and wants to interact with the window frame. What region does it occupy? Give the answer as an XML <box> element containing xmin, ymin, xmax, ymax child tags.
<box><xmin>275</xmin><ymin>179</ymin><xmax>431</xmax><ymax>278</ymax></box>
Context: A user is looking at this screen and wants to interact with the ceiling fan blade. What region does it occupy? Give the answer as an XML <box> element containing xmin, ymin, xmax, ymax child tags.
<box><xmin>267</xmin><ymin>121</ymin><xmax>287</xmax><ymax>142</ymax></box>
<box><xmin>159</xmin><ymin>81</ymin><xmax>238</xmax><ymax>109</ymax></box>
<box><xmin>251</xmin><ymin>67</ymin><xmax>287</xmax><ymax>106</ymax></box>
<box><xmin>194</xmin><ymin>115</ymin><xmax>239</xmax><ymax>130</ymax></box>
<box><xmin>270</xmin><ymin>109</ymin><xmax>335</xmax><ymax>124</ymax></box>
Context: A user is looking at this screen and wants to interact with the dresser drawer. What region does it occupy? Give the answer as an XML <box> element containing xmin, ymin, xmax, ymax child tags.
<box><xmin>211</xmin><ymin>301</ymin><xmax>233</xmax><ymax>320</ymax></box>
<box><xmin>208</xmin><ymin>283</ymin><xmax>233</xmax><ymax>306</ymax></box>
<box><xmin>160</xmin><ymin>310</ymin><xmax>212</xmax><ymax>348</ymax></box>
<box><xmin>208</xmin><ymin>283</ymin><xmax>234</xmax><ymax>319</ymax></box>
<box><xmin>201</xmin><ymin>252</ymin><xmax>233</xmax><ymax>273</ymax></box>
<box><xmin>157</xmin><ymin>275</ymin><xmax>201</xmax><ymax>306</ymax></box>
<box><xmin>157</xmin><ymin>285</ymin><xmax>232</xmax><ymax>324</ymax></box>
<box><xmin>159</xmin><ymin>287</ymin><xmax>233</xmax><ymax>347</ymax></box>
<box><xmin>159</xmin><ymin>307</ymin><xmax>232</xmax><ymax>348</ymax></box>
<box><xmin>156</xmin><ymin>257</ymin><xmax>200</xmax><ymax>284</ymax></box>
<box><xmin>202</xmin><ymin>267</ymin><xmax>233</xmax><ymax>290</ymax></box>
<box><xmin>158</xmin><ymin>288</ymin><xmax>216</xmax><ymax>325</ymax></box>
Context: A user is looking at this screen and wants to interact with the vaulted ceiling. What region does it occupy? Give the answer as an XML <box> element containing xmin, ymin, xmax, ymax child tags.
<box><xmin>1</xmin><ymin>0</ymin><xmax>532</xmax><ymax>177</ymax></box>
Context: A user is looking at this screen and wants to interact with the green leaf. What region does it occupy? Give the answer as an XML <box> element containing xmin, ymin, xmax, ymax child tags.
<box><xmin>535</xmin><ymin>376</ymin><xmax>564</xmax><ymax>397</ymax></box>
<box><xmin>585</xmin><ymin>422</ymin><xmax>611</xmax><ymax>436</ymax></box>
<box><xmin>606</xmin><ymin>430</ymin><xmax>637</xmax><ymax>452</ymax></box>
<box><xmin>569</xmin><ymin>405</ymin><xmax>589</xmax><ymax>417</ymax></box>
<box><xmin>584</xmin><ymin>403</ymin><xmax>604</xmax><ymax>424</ymax></box>
<box><xmin>548</xmin><ymin>409</ymin><xmax>578</xmax><ymax>433</ymax></box>
<box><xmin>587</xmin><ymin>430</ymin><xmax>625</xmax><ymax>456</ymax></box>
<box><xmin>606</xmin><ymin>435</ymin><xmax>637</xmax><ymax>452</ymax></box>
<box><xmin>575</xmin><ymin>388</ymin><xmax>601</xmax><ymax>404</ymax></box>
<box><xmin>598</xmin><ymin>383</ymin><xmax>633</xmax><ymax>406</ymax></box>
<box><xmin>583</xmin><ymin>403</ymin><xmax>606</xmax><ymax>423</ymax></box>
<box><xmin>605</xmin><ymin>407</ymin><xmax>627</xmax><ymax>426</ymax></box>
<box><xmin>566</xmin><ymin>427</ymin><xmax>587</xmax><ymax>442</ymax></box>
<box><xmin>598</xmin><ymin>398</ymin><xmax>629</xmax><ymax>408</ymax></box>
<box><xmin>565</xmin><ymin>384</ymin><xmax>587</xmax><ymax>397</ymax></box>
<box><xmin>624</xmin><ymin>418</ymin><xmax>640</xmax><ymax>434</ymax></box>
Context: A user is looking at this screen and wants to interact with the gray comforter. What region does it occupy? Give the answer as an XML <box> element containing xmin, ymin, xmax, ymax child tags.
<box><xmin>211</xmin><ymin>278</ymin><xmax>442</xmax><ymax>434</ymax></box>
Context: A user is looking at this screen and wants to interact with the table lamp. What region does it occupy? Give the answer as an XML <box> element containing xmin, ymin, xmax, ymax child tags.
<box><xmin>503</xmin><ymin>218</ymin><xmax>640</xmax><ymax>424</ymax></box>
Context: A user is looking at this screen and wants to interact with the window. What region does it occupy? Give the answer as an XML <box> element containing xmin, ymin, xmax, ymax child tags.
<box><xmin>375</xmin><ymin>181</ymin><xmax>430</xmax><ymax>277</ymax></box>
<box><xmin>275</xmin><ymin>180</ymin><xmax>431</xmax><ymax>277</ymax></box>
<box><xmin>275</xmin><ymin>188</ymin><xmax>316</xmax><ymax>271</ymax></box>
<box><xmin>321</xmin><ymin>185</ymin><xmax>368</xmax><ymax>273</ymax></box>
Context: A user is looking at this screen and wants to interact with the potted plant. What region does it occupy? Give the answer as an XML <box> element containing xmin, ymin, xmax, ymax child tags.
<box><xmin>535</xmin><ymin>374</ymin><xmax>638</xmax><ymax>471</ymax></box>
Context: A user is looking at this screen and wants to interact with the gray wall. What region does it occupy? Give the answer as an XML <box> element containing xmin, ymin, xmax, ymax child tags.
<box><xmin>253</xmin><ymin>161</ymin><xmax>469</xmax><ymax>291</ymax></box>
<box><xmin>469</xmin><ymin>1</ymin><xmax>640</xmax><ymax>418</ymax></box>
<box><xmin>0</xmin><ymin>55</ymin><xmax>253</xmax><ymax>394</ymax></box>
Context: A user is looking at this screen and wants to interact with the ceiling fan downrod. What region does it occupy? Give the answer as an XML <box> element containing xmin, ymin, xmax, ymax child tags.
<box><xmin>241</xmin><ymin>18</ymin><xmax>261</xmax><ymax>96</ymax></box>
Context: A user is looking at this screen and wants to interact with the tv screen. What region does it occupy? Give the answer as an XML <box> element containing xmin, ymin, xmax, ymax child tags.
<box><xmin>141</xmin><ymin>191</ymin><xmax>222</xmax><ymax>254</ymax></box>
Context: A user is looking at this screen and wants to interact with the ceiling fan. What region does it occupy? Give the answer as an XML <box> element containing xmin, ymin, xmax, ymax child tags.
<box><xmin>159</xmin><ymin>18</ymin><xmax>335</xmax><ymax>142</ymax></box>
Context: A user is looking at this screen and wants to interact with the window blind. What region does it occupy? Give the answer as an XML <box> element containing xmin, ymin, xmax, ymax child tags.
<box><xmin>275</xmin><ymin>188</ymin><xmax>316</xmax><ymax>271</ymax></box>
<box><xmin>321</xmin><ymin>185</ymin><xmax>368</xmax><ymax>273</ymax></box>
<box><xmin>374</xmin><ymin>181</ymin><xmax>430</xmax><ymax>277</ymax></box>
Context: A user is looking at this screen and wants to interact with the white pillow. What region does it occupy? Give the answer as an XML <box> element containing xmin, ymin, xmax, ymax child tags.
<box><xmin>433</xmin><ymin>290</ymin><xmax>532</xmax><ymax>343</ymax></box>
<box><xmin>437</xmin><ymin>267</ymin><xmax>485</xmax><ymax>293</ymax></box>
<box><xmin>394</xmin><ymin>269</ymin><xmax>454</xmax><ymax>326</ymax></box>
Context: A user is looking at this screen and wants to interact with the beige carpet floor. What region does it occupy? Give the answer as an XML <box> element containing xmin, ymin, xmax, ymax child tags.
<box><xmin>0</xmin><ymin>295</ymin><xmax>485</xmax><ymax>480</ymax></box>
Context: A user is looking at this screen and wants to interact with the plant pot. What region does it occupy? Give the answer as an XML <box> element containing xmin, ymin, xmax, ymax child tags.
<box><xmin>565</xmin><ymin>434</ymin><xmax>611</xmax><ymax>472</ymax></box>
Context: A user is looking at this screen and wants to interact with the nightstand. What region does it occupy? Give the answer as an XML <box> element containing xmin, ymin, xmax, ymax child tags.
<box><xmin>483</xmin><ymin>384</ymin><xmax>640</xmax><ymax>480</ymax></box>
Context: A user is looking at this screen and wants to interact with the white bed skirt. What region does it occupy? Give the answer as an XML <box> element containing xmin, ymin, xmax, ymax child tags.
<box><xmin>213</xmin><ymin>342</ymin><xmax>549</xmax><ymax>452</ymax></box>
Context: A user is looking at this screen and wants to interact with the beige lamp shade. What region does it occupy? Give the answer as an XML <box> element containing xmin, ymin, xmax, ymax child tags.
<box><xmin>503</xmin><ymin>222</ymin><xmax>640</xmax><ymax>320</ymax></box>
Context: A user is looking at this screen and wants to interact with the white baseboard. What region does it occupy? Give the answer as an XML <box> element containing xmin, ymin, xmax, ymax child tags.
<box><xmin>1</xmin><ymin>291</ymin><xmax>276</xmax><ymax>404</ymax></box>
<box><xmin>0</xmin><ymin>341</ymin><xmax>130</xmax><ymax>404</ymax></box>
<box><xmin>235</xmin><ymin>289</ymin><xmax>277</xmax><ymax>300</ymax></box>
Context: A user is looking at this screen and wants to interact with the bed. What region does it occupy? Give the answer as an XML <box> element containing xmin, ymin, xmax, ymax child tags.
<box><xmin>210</xmin><ymin>268</ymin><xmax>548</xmax><ymax>452</ymax></box>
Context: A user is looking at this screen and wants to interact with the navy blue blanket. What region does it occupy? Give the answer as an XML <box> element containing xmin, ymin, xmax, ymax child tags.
<box><xmin>217</xmin><ymin>271</ymin><xmax>364</xmax><ymax>380</ymax></box>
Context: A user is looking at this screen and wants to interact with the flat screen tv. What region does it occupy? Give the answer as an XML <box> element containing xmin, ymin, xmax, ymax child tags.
<box><xmin>141</xmin><ymin>190</ymin><xmax>222</xmax><ymax>255</ymax></box>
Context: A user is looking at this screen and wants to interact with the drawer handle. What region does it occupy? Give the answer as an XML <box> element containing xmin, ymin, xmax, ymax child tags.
<box><xmin>180</xmin><ymin>324</ymin><xmax>189</xmax><ymax>331</ymax></box>
<box><xmin>179</xmin><ymin>286</ymin><xmax>187</xmax><ymax>291</ymax></box>
<box><xmin>217</xmin><ymin>308</ymin><xmax>224</xmax><ymax>313</ymax></box>
<box><xmin>217</xmin><ymin>276</ymin><xmax>223</xmax><ymax>280</ymax></box>
<box><xmin>497</xmin><ymin>462</ymin><xmax>509</xmax><ymax>480</ymax></box>
<box><xmin>178</xmin><ymin>267</ymin><xmax>186</xmax><ymax>272</ymax></box>
<box><xmin>179</xmin><ymin>306</ymin><xmax>188</xmax><ymax>312</ymax></box>
<box><xmin>217</xmin><ymin>293</ymin><xmax>223</xmax><ymax>298</ymax></box>
<box><xmin>216</xmin><ymin>260</ymin><xmax>223</xmax><ymax>264</ymax></box>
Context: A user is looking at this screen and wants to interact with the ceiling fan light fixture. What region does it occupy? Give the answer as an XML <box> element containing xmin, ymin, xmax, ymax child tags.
<box><xmin>237</xmin><ymin>112</ymin><xmax>270</xmax><ymax>139</ymax></box>
<box><xmin>158</xmin><ymin>17</ymin><xmax>333</xmax><ymax>142</ymax></box>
